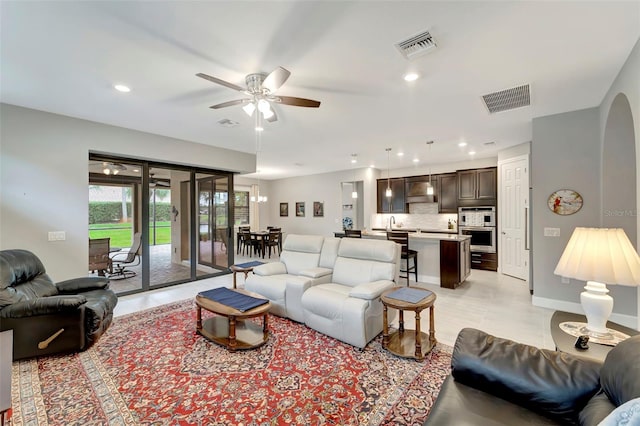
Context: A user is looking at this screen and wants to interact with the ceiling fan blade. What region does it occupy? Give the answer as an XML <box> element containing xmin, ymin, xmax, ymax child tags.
<box><xmin>274</xmin><ymin>96</ymin><xmax>321</xmax><ymax>108</ymax></box>
<box><xmin>262</xmin><ymin>67</ymin><xmax>291</xmax><ymax>93</ymax></box>
<box><xmin>196</xmin><ymin>73</ymin><xmax>245</xmax><ymax>92</ymax></box>
<box><xmin>266</xmin><ymin>109</ymin><xmax>278</xmax><ymax>123</ymax></box>
<box><xmin>209</xmin><ymin>99</ymin><xmax>251</xmax><ymax>109</ymax></box>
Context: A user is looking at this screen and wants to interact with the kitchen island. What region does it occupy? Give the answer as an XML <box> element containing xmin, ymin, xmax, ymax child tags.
<box><xmin>362</xmin><ymin>230</ymin><xmax>471</xmax><ymax>288</ymax></box>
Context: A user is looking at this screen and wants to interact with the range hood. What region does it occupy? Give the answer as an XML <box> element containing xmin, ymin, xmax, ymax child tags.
<box><xmin>406</xmin><ymin>181</ymin><xmax>436</xmax><ymax>203</ymax></box>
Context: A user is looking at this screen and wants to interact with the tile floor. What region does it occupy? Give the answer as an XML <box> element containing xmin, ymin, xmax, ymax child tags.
<box><xmin>114</xmin><ymin>264</ymin><xmax>556</xmax><ymax>350</ymax></box>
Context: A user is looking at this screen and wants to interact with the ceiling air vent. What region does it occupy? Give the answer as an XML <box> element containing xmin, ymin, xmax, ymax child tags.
<box><xmin>395</xmin><ymin>30</ymin><xmax>437</xmax><ymax>60</ymax></box>
<box><xmin>217</xmin><ymin>118</ymin><xmax>239</xmax><ymax>127</ymax></box>
<box><xmin>481</xmin><ymin>84</ymin><xmax>530</xmax><ymax>114</ymax></box>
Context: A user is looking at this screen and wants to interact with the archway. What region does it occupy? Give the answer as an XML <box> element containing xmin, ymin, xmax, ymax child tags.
<box><xmin>602</xmin><ymin>93</ymin><xmax>637</xmax><ymax>247</ymax></box>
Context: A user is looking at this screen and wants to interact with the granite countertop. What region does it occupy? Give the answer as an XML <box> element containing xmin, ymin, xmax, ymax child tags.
<box><xmin>363</xmin><ymin>231</ymin><xmax>470</xmax><ymax>241</ymax></box>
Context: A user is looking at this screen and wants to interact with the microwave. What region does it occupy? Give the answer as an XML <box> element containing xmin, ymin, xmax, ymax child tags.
<box><xmin>458</xmin><ymin>206</ymin><xmax>496</xmax><ymax>227</ymax></box>
<box><xmin>459</xmin><ymin>226</ymin><xmax>497</xmax><ymax>253</ymax></box>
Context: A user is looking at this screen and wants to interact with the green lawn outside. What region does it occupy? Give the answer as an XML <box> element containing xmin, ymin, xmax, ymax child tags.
<box><xmin>89</xmin><ymin>222</ymin><xmax>171</xmax><ymax>247</ymax></box>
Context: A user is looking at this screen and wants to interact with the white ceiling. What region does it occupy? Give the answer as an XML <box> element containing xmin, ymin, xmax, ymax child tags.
<box><xmin>2</xmin><ymin>1</ymin><xmax>639</xmax><ymax>179</ymax></box>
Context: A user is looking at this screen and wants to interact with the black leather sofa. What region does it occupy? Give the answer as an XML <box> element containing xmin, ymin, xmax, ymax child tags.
<box><xmin>0</xmin><ymin>249</ymin><xmax>118</xmax><ymax>360</ymax></box>
<box><xmin>425</xmin><ymin>328</ymin><xmax>640</xmax><ymax>425</ymax></box>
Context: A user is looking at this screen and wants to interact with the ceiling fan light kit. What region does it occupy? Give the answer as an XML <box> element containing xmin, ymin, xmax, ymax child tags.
<box><xmin>196</xmin><ymin>66</ymin><xmax>321</xmax><ymax>126</ymax></box>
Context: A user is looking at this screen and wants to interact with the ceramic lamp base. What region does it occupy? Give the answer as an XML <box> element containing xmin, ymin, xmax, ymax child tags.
<box><xmin>580</xmin><ymin>281</ymin><xmax>614</xmax><ymax>337</ymax></box>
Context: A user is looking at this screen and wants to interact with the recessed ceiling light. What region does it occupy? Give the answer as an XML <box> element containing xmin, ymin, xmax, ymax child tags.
<box><xmin>403</xmin><ymin>73</ymin><xmax>419</xmax><ymax>82</ymax></box>
<box><xmin>413</xmin><ymin>158</ymin><xmax>419</xmax><ymax>163</ymax></box>
<box><xmin>468</xmin><ymin>150</ymin><xmax>476</xmax><ymax>155</ymax></box>
<box><xmin>255</xmin><ymin>126</ymin><xmax>264</xmax><ymax>132</ymax></box>
<box><xmin>397</xmin><ymin>152</ymin><xmax>404</xmax><ymax>157</ymax></box>
<box><xmin>114</xmin><ymin>84</ymin><xmax>131</xmax><ymax>93</ymax></box>
<box><xmin>458</xmin><ymin>142</ymin><xmax>467</xmax><ymax>147</ymax></box>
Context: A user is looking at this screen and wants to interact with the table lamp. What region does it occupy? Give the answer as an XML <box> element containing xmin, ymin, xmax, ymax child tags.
<box><xmin>554</xmin><ymin>227</ymin><xmax>640</xmax><ymax>337</ymax></box>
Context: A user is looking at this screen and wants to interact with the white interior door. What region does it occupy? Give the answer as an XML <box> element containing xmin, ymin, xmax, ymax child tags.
<box><xmin>498</xmin><ymin>155</ymin><xmax>529</xmax><ymax>280</ymax></box>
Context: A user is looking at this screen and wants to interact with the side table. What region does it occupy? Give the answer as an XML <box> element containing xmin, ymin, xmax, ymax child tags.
<box><xmin>550</xmin><ymin>310</ymin><xmax>638</xmax><ymax>362</ymax></box>
<box><xmin>381</xmin><ymin>286</ymin><xmax>437</xmax><ymax>361</ymax></box>
<box><xmin>229</xmin><ymin>261</ymin><xmax>263</xmax><ymax>289</ymax></box>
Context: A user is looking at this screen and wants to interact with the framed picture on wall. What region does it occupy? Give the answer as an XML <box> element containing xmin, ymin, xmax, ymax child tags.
<box><xmin>313</xmin><ymin>201</ymin><xmax>324</xmax><ymax>217</ymax></box>
<box><xmin>296</xmin><ymin>202</ymin><xmax>305</xmax><ymax>217</ymax></box>
<box><xmin>280</xmin><ymin>202</ymin><xmax>288</xmax><ymax>217</ymax></box>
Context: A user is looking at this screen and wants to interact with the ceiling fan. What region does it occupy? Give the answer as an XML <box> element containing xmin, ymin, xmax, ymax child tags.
<box><xmin>196</xmin><ymin>66</ymin><xmax>321</xmax><ymax>123</ymax></box>
<box><xmin>149</xmin><ymin>172</ymin><xmax>170</xmax><ymax>188</ymax></box>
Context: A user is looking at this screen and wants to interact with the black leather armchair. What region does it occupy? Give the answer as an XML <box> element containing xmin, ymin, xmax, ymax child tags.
<box><xmin>0</xmin><ymin>249</ymin><xmax>118</xmax><ymax>360</ymax></box>
<box><xmin>425</xmin><ymin>328</ymin><xmax>640</xmax><ymax>425</ymax></box>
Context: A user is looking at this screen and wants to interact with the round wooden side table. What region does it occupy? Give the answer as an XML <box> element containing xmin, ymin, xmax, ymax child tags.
<box><xmin>381</xmin><ymin>286</ymin><xmax>437</xmax><ymax>361</ymax></box>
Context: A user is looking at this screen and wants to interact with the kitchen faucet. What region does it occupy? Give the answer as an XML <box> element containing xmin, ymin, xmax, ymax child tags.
<box><xmin>388</xmin><ymin>216</ymin><xmax>396</xmax><ymax>231</ymax></box>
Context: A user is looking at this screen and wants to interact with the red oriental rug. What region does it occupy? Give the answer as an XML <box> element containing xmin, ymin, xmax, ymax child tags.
<box><xmin>11</xmin><ymin>299</ymin><xmax>452</xmax><ymax>425</ymax></box>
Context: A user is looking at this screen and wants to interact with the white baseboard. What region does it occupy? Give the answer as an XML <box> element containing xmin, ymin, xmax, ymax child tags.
<box><xmin>532</xmin><ymin>296</ymin><xmax>638</xmax><ymax>330</ymax></box>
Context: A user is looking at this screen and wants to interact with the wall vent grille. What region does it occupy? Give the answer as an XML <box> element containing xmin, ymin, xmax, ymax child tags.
<box><xmin>217</xmin><ymin>118</ymin><xmax>239</xmax><ymax>127</ymax></box>
<box><xmin>482</xmin><ymin>84</ymin><xmax>530</xmax><ymax>114</ymax></box>
<box><xmin>395</xmin><ymin>30</ymin><xmax>437</xmax><ymax>60</ymax></box>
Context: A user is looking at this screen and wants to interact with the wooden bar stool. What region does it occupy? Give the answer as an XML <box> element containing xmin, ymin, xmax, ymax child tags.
<box><xmin>386</xmin><ymin>231</ymin><xmax>418</xmax><ymax>286</ymax></box>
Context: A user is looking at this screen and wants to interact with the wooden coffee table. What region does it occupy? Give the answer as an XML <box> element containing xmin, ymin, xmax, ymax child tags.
<box><xmin>381</xmin><ymin>286</ymin><xmax>437</xmax><ymax>361</ymax></box>
<box><xmin>195</xmin><ymin>288</ymin><xmax>271</xmax><ymax>351</ymax></box>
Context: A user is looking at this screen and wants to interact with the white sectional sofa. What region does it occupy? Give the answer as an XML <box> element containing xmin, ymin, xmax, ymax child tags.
<box><xmin>245</xmin><ymin>234</ymin><xmax>341</xmax><ymax>322</ymax></box>
<box><xmin>302</xmin><ymin>237</ymin><xmax>400</xmax><ymax>348</ymax></box>
<box><xmin>245</xmin><ymin>234</ymin><xmax>400</xmax><ymax>348</ymax></box>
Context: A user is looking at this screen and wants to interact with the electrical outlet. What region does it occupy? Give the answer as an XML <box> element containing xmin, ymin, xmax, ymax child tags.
<box><xmin>544</xmin><ymin>227</ymin><xmax>560</xmax><ymax>237</ymax></box>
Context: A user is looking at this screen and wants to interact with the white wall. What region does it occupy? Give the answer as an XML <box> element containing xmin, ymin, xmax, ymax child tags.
<box><xmin>0</xmin><ymin>104</ymin><xmax>255</xmax><ymax>281</ymax></box>
<box><xmin>262</xmin><ymin>167</ymin><xmax>379</xmax><ymax>237</ymax></box>
<box><xmin>531</xmin><ymin>39</ymin><xmax>640</xmax><ymax>328</ymax></box>
<box><xmin>599</xmin><ymin>38</ymin><xmax>640</xmax><ymax>329</ymax></box>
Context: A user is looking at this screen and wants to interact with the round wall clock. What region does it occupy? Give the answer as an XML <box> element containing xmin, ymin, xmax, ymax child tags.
<box><xmin>548</xmin><ymin>189</ymin><xmax>583</xmax><ymax>215</ymax></box>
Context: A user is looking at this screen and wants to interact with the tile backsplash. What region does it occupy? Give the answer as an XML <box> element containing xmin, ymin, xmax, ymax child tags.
<box><xmin>372</xmin><ymin>203</ymin><xmax>457</xmax><ymax>231</ymax></box>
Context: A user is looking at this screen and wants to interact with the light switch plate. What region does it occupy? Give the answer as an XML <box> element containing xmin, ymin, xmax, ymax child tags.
<box><xmin>48</xmin><ymin>231</ymin><xmax>66</xmax><ymax>241</ymax></box>
<box><xmin>544</xmin><ymin>227</ymin><xmax>560</xmax><ymax>237</ymax></box>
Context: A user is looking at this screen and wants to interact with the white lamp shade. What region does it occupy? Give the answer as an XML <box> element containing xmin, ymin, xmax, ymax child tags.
<box><xmin>242</xmin><ymin>102</ymin><xmax>256</xmax><ymax>116</ymax></box>
<box><xmin>554</xmin><ymin>227</ymin><xmax>640</xmax><ymax>287</ymax></box>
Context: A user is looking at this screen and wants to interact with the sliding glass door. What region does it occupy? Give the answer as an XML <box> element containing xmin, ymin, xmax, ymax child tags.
<box><xmin>197</xmin><ymin>173</ymin><xmax>231</xmax><ymax>271</ymax></box>
<box><xmin>89</xmin><ymin>155</ymin><xmax>234</xmax><ymax>295</ymax></box>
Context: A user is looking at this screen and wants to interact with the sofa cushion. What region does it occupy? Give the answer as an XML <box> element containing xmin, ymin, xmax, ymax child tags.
<box><xmin>337</xmin><ymin>238</ymin><xmax>396</xmax><ymax>263</ymax></box>
<box><xmin>579</xmin><ymin>390</ymin><xmax>617</xmax><ymax>426</ymax></box>
<box><xmin>282</xmin><ymin>234</ymin><xmax>325</xmax><ymax>253</ymax></box>
<box><xmin>0</xmin><ymin>249</ymin><xmax>48</xmax><ymax>288</ymax></box>
<box><xmin>451</xmin><ymin>328</ymin><xmax>601</xmax><ymax>425</ymax></box>
<box><xmin>600</xmin><ymin>334</ymin><xmax>640</xmax><ymax>407</ymax></box>
<box><xmin>424</xmin><ymin>376</ymin><xmax>561</xmax><ymax>425</ymax></box>
<box><xmin>299</xmin><ymin>267</ymin><xmax>332</xmax><ymax>279</ymax></box>
<box><xmin>319</xmin><ymin>238</ymin><xmax>340</xmax><ymax>269</ymax></box>
<box><xmin>332</xmin><ymin>257</ymin><xmax>395</xmax><ymax>287</ymax></box>
<box><xmin>301</xmin><ymin>283</ymin><xmax>352</xmax><ymax>319</ymax></box>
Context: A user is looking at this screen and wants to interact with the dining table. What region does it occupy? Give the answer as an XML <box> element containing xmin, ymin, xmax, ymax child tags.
<box><xmin>236</xmin><ymin>230</ymin><xmax>283</xmax><ymax>259</ymax></box>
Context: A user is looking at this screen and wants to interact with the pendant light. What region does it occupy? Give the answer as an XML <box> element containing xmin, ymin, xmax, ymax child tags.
<box><xmin>250</xmin><ymin>112</ymin><xmax>267</xmax><ymax>203</ymax></box>
<box><xmin>426</xmin><ymin>141</ymin><xmax>434</xmax><ymax>196</ymax></box>
<box><xmin>385</xmin><ymin>148</ymin><xmax>392</xmax><ymax>197</ymax></box>
<box><xmin>351</xmin><ymin>154</ymin><xmax>358</xmax><ymax>199</ymax></box>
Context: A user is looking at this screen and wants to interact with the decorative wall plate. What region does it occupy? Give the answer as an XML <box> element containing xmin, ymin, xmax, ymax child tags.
<box><xmin>548</xmin><ymin>189</ymin><xmax>583</xmax><ymax>215</ymax></box>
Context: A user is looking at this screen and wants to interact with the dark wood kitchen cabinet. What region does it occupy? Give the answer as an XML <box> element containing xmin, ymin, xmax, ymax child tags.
<box><xmin>457</xmin><ymin>167</ymin><xmax>497</xmax><ymax>207</ymax></box>
<box><xmin>440</xmin><ymin>238</ymin><xmax>471</xmax><ymax>289</ymax></box>
<box><xmin>377</xmin><ymin>178</ymin><xmax>406</xmax><ymax>213</ymax></box>
<box><xmin>437</xmin><ymin>173</ymin><xmax>458</xmax><ymax>213</ymax></box>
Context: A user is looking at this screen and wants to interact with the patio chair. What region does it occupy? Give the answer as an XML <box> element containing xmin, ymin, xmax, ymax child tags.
<box><xmin>89</xmin><ymin>237</ymin><xmax>112</xmax><ymax>276</ymax></box>
<box><xmin>109</xmin><ymin>232</ymin><xmax>141</xmax><ymax>280</ymax></box>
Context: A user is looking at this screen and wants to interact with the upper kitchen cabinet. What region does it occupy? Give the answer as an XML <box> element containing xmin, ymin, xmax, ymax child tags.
<box><xmin>377</xmin><ymin>178</ymin><xmax>407</xmax><ymax>213</ymax></box>
<box><xmin>437</xmin><ymin>173</ymin><xmax>458</xmax><ymax>213</ymax></box>
<box><xmin>457</xmin><ymin>167</ymin><xmax>497</xmax><ymax>206</ymax></box>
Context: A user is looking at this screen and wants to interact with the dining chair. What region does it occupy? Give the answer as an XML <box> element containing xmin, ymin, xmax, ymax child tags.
<box><xmin>386</xmin><ymin>231</ymin><xmax>418</xmax><ymax>286</ymax></box>
<box><xmin>266</xmin><ymin>228</ymin><xmax>282</xmax><ymax>257</ymax></box>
